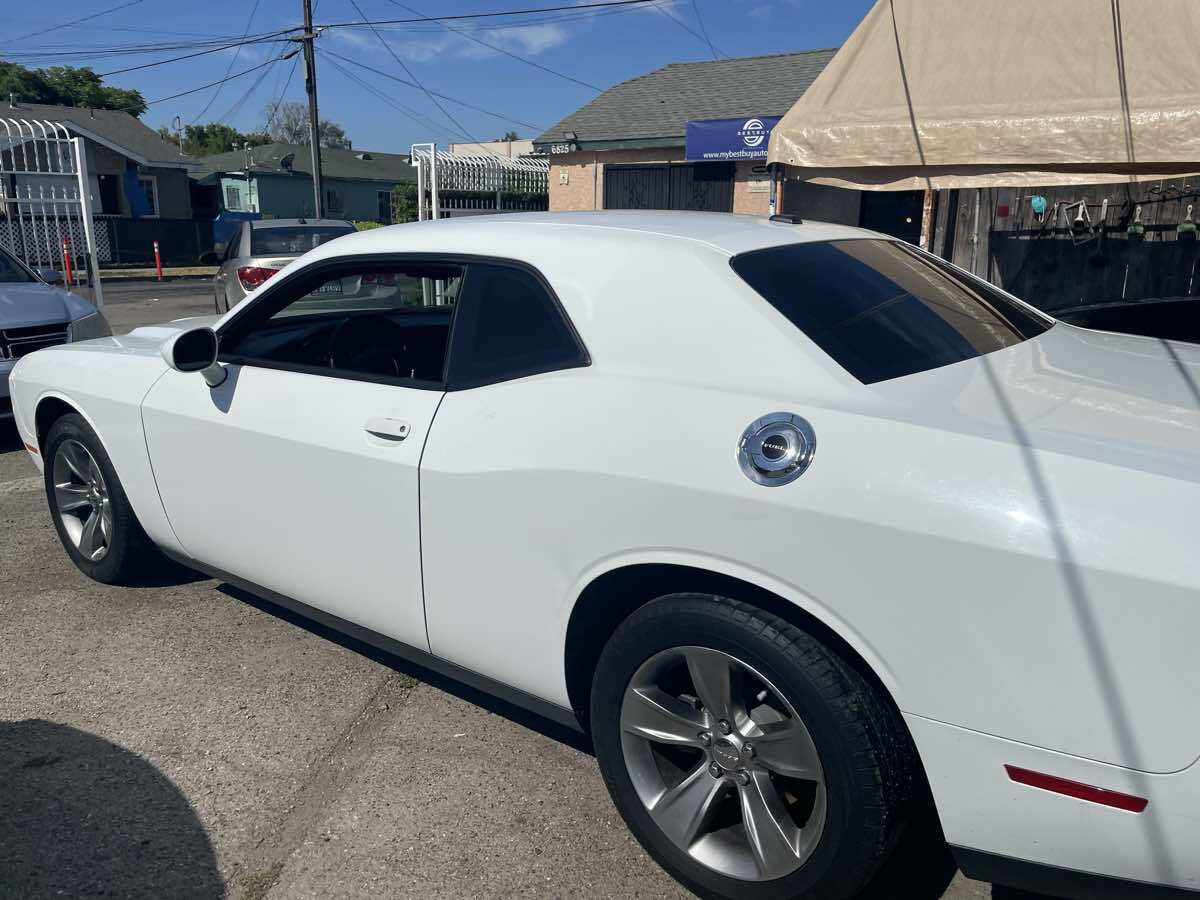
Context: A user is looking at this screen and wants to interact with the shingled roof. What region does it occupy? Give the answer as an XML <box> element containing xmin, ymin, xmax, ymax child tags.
<box><xmin>194</xmin><ymin>143</ymin><xmax>416</xmax><ymax>184</ymax></box>
<box><xmin>3</xmin><ymin>101</ymin><xmax>191</xmax><ymax>168</ymax></box>
<box><xmin>533</xmin><ymin>49</ymin><xmax>837</xmax><ymax>150</ymax></box>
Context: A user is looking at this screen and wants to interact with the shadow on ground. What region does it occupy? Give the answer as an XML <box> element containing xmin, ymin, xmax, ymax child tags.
<box><xmin>0</xmin><ymin>424</ymin><xmax>25</xmax><ymax>454</ymax></box>
<box><xmin>0</xmin><ymin>719</ymin><xmax>222</xmax><ymax>899</ymax></box>
<box><xmin>217</xmin><ymin>583</ymin><xmax>592</xmax><ymax>755</ymax></box>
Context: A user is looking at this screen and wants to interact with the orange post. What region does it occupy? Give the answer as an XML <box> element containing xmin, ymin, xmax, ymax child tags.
<box><xmin>153</xmin><ymin>240</ymin><xmax>163</xmax><ymax>281</ymax></box>
<box><xmin>61</xmin><ymin>237</ymin><xmax>74</xmax><ymax>285</ymax></box>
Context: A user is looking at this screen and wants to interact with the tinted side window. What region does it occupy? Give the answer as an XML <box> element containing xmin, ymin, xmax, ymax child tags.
<box><xmin>220</xmin><ymin>261</ymin><xmax>461</xmax><ymax>385</ymax></box>
<box><xmin>223</xmin><ymin>227</ymin><xmax>242</xmax><ymax>261</ymax></box>
<box><xmin>447</xmin><ymin>263</ymin><xmax>586</xmax><ymax>387</ymax></box>
<box><xmin>251</xmin><ymin>226</ymin><xmax>355</xmax><ymax>255</ymax></box>
<box><xmin>730</xmin><ymin>240</ymin><xmax>1052</xmax><ymax>384</ymax></box>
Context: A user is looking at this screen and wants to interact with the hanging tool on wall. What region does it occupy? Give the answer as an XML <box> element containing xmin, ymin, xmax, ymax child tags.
<box><xmin>1127</xmin><ymin>205</ymin><xmax>1146</xmax><ymax>241</ymax></box>
<box><xmin>1089</xmin><ymin>198</ymin><xmax>1110</xmax><ymax>265</ymax></box>
<box><xmin>1177</xmin><ymin>203</ymin><xmax>1197</xmax><ymax>240</ymax></box>
<box><xmin>1063</xmin><ymin>200</ymin><xmax>1095</xmax><ymax>245</ymax></box>
<box><xmin>1030</xmin><ymin>194</ymin><xmax>1048</xmax><ymax>223</ymax></box>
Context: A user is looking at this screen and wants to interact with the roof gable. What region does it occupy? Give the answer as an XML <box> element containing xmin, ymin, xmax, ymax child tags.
<box><xmin>534</xmin><ymin>49</ymin><xmax>837</xmax><ymax>149</ymax></box>
<box><xmin>2</xmin><ymin>101</ymin><xmax>191</xmax><ymax>168</ymax></box>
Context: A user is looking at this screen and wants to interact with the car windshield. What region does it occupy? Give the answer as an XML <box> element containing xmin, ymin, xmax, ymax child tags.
<box><xmin>0</xmin><ymin>247</ymin><xmax>35</xmax><ymax>283</ymax></box>
<box><xmin>250</xmin><ymin>225</ymin><xmax>354</xmax><ymax>256</ymax></box>
<box><xmin>730</xmin><ymin>239</ymin><xmax>1053</xmax><ymax>384</ymax></box>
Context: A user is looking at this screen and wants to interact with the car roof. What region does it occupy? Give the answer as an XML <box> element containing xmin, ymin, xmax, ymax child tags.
<box><xmin>250</xmin><ymin>218</ymin><xmax>354</xmax><ymax>229</ymax></box>
<box><xmin>325</xmin><ymin>210</ymin><xmax>879</xmax><ymax>258</ymax></box>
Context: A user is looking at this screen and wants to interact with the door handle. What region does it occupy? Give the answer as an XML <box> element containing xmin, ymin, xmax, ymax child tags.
<box><xmin>364</xmin><ymin>417</ymin><xmax>411</xmax><ymax>441</ymax></box>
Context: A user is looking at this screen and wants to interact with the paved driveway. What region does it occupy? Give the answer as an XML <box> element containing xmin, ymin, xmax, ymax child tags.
<box><xmin>0</xmin><ymin>281</ymin><xmax>1013</xmax><ymax>899</ymax></box>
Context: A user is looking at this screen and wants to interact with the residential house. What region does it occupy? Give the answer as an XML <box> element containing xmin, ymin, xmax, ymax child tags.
<box><xmin>194</xmin><ymin>144</ymin><xmax>416</xmax><ymax>223</ymax></box>
<box><xmin>2</xmin><ymin>100</ymin><xmax>192</xmax><ymax>218</ymax></box>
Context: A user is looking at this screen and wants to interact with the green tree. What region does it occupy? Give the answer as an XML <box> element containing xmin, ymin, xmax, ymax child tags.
<box><xmin>390</xmin><ymin>183</ymin><xmax>418</xmax><ymax>224</ymax></box>
<box><xmin>0</xmin><ymin>61</ymin><xmax>146</xmax><ymax>116</ymax></box>
<box><xmin>157</xmin><ymin>123</ymin><xmax>271</xmax><ymax>157</ymax></box>
<box><xmin>497</xmin><ymin>130</ymin><xmax>520</xmax><ymax>142</ymax></box>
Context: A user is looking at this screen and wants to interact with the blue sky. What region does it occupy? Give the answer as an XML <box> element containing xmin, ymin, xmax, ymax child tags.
<box><xmin>3</xmin><ymin>0</ymin><xmax>874</xmax><ymax>152</ymax></box>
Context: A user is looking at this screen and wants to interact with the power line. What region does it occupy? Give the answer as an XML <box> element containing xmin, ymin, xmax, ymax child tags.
<box><xmin>316</xmin><ymin>0</ymin><xmax>656</xmax><ymax>30</ymax></box>
<box><xmin>191</xmin><ymin>0</ymin><xmax>264</xmax><ymax>123</ymax></box>
<box><xmin>320</xmin><ymin>47</ymin><xmax>544</xmax><ymax>131</ymax></box>
<box><xmin>649</xmin><ymin>0</ymin><xmax>724</xmax><ymax>56</ymax></box>
<box><xmin>319</xmin><ymin>51</ymin><xmax>461</xmax><ymax>143</ymax></box>
<box><xmin>690</xmin><ymin>0</ymin><xmax>719</xmax><ymax>60</ymax></box>
<box><xmin>345</xmin><ymin>0</ymin><xmax>476</xmax><ymax>142</ymax></box>
<box><xmin>144</xmin><ymin>52</ymin><xmax>295</xmax><ymax>107</ymax></box>
<box><xmin>96</xmin><ymin>30</ymin><xmax>297</xmax><ymax>77</ymax></box>
<box><xmin>8</xmin><ymin>0</ymin><xmax>145</xmax><ymax>43</ymax></box>
<box><xmin>216</xmin><ymin>55</ymin><xmax>278</xmax><ymax>125</ymax></box>
<box><xmin>266</xmin><ymin>54</ymin><xmax>301</xmax><ymax>132</ymax></box>
<box><xmin>384</xmin><ymin>0</ymin><xmax>602</xmax><ymax>92</ymax></box>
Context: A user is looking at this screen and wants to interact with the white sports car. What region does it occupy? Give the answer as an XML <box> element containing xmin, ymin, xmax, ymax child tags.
<box><xmin>9</xmin><ymin>212</ymin><xmax>1200</xmax><ymax>899</ymax></box>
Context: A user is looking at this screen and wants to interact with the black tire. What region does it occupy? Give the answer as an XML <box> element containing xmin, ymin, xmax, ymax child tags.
<box><xmin>591</xmin><ymin>594</ymin><xmax>921</xmax><ymax>900</ymax></box>
<box><xmin>43</xmin><ymin>413</ymin><xmax>157</xmax><ymax>585</ymax></box>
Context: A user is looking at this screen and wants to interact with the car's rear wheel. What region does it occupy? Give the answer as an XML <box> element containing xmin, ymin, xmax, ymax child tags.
<box><xmin>43</xmin><ymin>413</ymin><xmax>155</xmax><ymax>585</ymax></box>
<box><xmin>591</xmin><ymin>594</ymin><xmax>920</xmax><ymax>900</ymax></box>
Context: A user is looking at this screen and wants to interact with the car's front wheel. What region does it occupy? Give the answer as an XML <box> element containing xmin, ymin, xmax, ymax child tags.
<box><xmin>591</xmin><ymin>594</ymin><xmax>921</xmax><ymax>900</ymax></box>
<box><xmin>43</xmin><ymin>413</ymin><xmax>155</xmax><ymax>585</ymax></box>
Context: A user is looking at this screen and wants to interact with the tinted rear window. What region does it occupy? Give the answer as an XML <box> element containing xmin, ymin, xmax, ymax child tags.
<box><xmin>730</xmin><ymin>240</ymin><xmax>1052</xmax><ymax>384</ymax></box>
<box><xmin>251</xmin><ymin>226</ymin><xmax>354</xmax><ymax>256</ymax></box>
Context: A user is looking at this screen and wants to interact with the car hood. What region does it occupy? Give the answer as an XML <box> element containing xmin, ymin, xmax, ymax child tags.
<box><xmin>0</xmin><ymin>282</ymin><xmax>96</xmax><ymax>327</ymax></box>
<box><xmin>871</xmin><ymin>323</ymin><xmax>1200</xmax><ymax>482</ymax></box>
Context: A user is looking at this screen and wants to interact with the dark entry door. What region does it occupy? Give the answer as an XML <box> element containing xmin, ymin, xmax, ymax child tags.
<box><xmin>858</xmin><ymin>190</ymin><xmax>924</xmax><ymax>243</ymax></box>
<box><xmin>605</xmin><ymin>163</ymin><xmax>733</xmax><ymax>212</ymax></box>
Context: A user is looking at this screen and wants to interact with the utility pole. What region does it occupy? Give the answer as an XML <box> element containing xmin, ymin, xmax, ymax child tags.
<box><xmin>295</xmin><ymin>0</ymin><xmax>324</xmax><ymax>218</ymax></box>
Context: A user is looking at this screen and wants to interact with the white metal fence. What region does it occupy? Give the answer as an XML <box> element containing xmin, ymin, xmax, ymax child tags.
<box><xmin>410</xmin><ymin>143</ymin><xmax>549</xmax><ymax>220</ymax></box>
<box><xmin>0</xmin><ymin>117</ymin><xmax>104</xmax><ymax>306</ymax></box>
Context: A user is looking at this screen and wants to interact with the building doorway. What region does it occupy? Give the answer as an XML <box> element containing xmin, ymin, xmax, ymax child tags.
<box><xmin>858</xmin><ymin>190</ymin><xmax>924</xmax><ymax>243</ymax></box>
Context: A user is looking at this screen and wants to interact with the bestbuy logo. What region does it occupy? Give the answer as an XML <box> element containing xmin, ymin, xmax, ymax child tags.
<box><xmin>738</xmin><ymin>118</ymin><xmax>768</xmax><ymax>148</ymax></box>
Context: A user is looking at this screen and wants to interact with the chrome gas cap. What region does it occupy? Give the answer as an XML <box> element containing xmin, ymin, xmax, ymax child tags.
<box><xmin>737</xmin><ymin>412</ymin><xmax>816</xmax><ymax>486</ymax></box>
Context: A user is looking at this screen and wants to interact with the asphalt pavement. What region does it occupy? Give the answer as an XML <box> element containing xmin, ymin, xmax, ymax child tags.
<box><xmin>0</xmin><ymin>279</ymin><xmax>1007</xmax><ymax>899</ymax></box>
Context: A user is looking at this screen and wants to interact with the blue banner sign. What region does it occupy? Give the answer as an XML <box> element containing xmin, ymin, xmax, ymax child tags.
<box><xmin>685</xmin><ymin>116</ymin><xmax>781</xmax><ymax>162</ymax></box>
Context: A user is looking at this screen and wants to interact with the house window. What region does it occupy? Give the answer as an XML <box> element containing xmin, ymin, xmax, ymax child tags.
<box><xmin>225</xmin><ymin>186</ymin><xmax>243</xmax><ymax>211</ymax></box>
<box><xmin>378</xmin><ymin>190</ymin><xmax>392</xmax><ymax>224</ymax></box>
<box><xmin>326</xmin><ymin>189</ymin><xmax>344</xmax><ymax>216</ymax></box>
<box><xmin>137</xmin><ymin>175</ymin><xmax>159</xmax><ymax>217</ymax></box>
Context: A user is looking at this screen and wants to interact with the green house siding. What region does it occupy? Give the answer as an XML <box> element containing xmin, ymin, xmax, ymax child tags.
<box><xmin>218</xmin><ymin>174</ymin><xmax>402</xmax><ymax>222</ymax></box>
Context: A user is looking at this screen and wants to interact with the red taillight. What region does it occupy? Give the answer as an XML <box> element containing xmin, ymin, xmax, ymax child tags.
<box><xmin>1005</xmin><ymin>765</ymin><xmax>1148</xmax><ymax>813</ymax></box>
<box><xmin>361</xmin><ymin>272</ymin><xmax>395</xmax><ymax>285</ymax></box>
<box><xmin>237</xmin><ymin>266</ymin><xmax>278</xmax><ymax>289</ymax></box>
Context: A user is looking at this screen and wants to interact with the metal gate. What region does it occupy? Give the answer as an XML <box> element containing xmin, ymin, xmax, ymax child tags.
<box><xmin>0</xmin><ymin>117</ymin><xmax>104</xmax><ymax>307</ymax></box>
<box><xmin>604</xmin><ymin>163</ymin><xmax>734</xmax><ymax>212</ymax></box>
<box><xmin>410</xmin><ymin>143</ymin><xmax>549</xmax><ymax>220</ymax></box>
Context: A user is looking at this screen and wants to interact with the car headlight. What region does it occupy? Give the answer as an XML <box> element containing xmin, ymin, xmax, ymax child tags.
<box><xmin>68</xmin><ymin>311</ymin><xmax>112</xmax><ymax>342</ymax></box>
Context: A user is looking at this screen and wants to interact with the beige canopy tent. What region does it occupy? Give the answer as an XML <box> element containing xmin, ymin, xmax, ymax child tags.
<box><xmin>768</xmin><ymin>0</ymin><xmax>1200</xmax><ymax>190</ymax></box>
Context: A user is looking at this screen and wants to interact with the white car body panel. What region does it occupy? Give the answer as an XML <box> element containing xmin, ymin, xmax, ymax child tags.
<box><xmin>9</xmin><ymin>211</ymin><xmax>1200</xmax><ymax>893</ymax></box>
<box><xmin>141</xmin><ymin>364</ymin><xmax>440</xmax><ymax>650</ymax></box>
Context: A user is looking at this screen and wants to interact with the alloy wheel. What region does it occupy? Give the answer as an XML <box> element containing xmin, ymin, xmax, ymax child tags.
<box><xmin>52</xmin><ymin>438</ymin><xmax>113</xmax><ymax>562</ymax></box>
<box><xmin>619</xmin><ymin>646</ymin><xmax>826</xmax><ymax>882</ymax></box>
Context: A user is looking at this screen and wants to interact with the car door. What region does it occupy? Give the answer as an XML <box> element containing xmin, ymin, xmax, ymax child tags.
<box><xmin>419</xmin><ymin>260</ymin><xmax>591</xmax><ymax>699</ymax></box>
<box><xmin>143</xmin><ymin>255</ymin><xmax>462</xmax><ymax>650</ymax></box>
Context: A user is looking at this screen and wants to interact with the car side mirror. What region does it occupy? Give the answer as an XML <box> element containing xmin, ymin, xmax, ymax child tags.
<box><xmin>161</xmin><ymin>326</ymin><xmax>227</xmax><ymax>388</ymax></box>
<box><xmin>37</xmin><ymin>268</ymin><xmax>64</xmax><ymax>285</ymax></box>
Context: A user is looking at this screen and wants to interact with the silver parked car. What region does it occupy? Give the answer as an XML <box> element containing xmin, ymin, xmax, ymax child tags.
<box><xmin>213</xmin><ymin>218</ymin><xmax>355</xmax><ymax>313</ymax></box>
<box><xmin>0</xmin><ymin>245</ymin><xmax>109</xmax><ymax>422</ymax></box>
